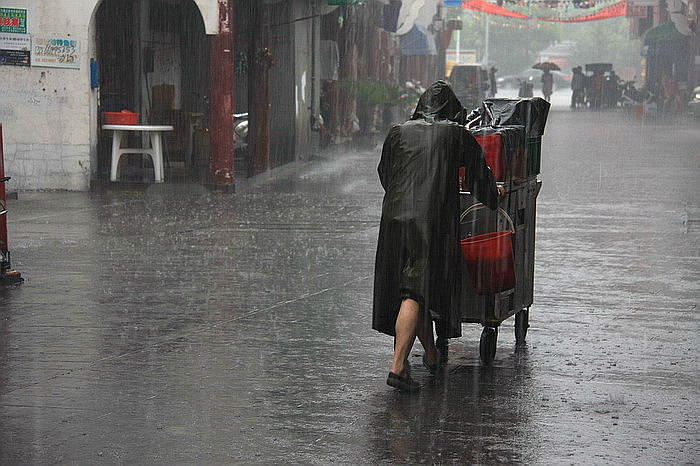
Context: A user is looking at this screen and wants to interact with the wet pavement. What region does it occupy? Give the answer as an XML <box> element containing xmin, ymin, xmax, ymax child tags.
<box><xmin>1</xmin><ymin>92</ymin><xmax>698</xmax><ymax>464</ymax></box>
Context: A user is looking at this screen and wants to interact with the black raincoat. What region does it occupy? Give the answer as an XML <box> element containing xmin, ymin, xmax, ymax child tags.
<box><xmin>372</xmin><ymin>81</ymin><xmax>499</xmax><ymax>338</ymax></box>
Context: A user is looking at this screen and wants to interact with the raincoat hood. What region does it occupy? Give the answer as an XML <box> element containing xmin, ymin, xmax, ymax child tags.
<box><xmin>411</xmin><ymin>80</ymin><xmax>467</xmax><ymax>124</ymax></box>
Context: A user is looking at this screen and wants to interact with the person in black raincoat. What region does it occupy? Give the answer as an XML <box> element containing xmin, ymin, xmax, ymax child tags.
<box><xmin>373</xmin><ymin>81</ymin><xmax>501</xmax><ymax>392</ymax></box>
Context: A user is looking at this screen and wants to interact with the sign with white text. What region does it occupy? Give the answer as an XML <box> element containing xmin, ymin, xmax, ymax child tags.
<box><xmin>32</xmin><ymin>36</ymin><xmax>80</xmax><ymax>69</ymax></box>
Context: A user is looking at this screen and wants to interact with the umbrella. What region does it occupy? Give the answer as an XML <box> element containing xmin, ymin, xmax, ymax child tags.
<box><xmin>533</xmin><ymin>62</ymin><xmax>561</xmax><ymax>71</ymax></box>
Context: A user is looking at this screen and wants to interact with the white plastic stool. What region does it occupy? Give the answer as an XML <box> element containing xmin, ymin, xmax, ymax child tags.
<box><xmin>102</xmin><ymin>125</ymin><xmax>174</xmax><ymax>183</ymax></box>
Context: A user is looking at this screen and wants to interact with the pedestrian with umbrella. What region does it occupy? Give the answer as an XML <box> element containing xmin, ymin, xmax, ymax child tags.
<box><xmin>533</xmin><ymin>62</ymin><xmax>559</xmax><ymax>102</ymax></box>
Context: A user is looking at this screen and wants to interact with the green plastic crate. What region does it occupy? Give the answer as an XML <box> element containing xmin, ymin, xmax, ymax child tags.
<box><xmin>527</xmin><ymin>136</ymin><xmax>542</xmax><ymax>177</ymax></box>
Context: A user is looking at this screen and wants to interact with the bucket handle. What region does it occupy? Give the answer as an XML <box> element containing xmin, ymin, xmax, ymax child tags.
<box><xmin>460</xmin><ymin>203</ymin><xmax>515</xmax><ymax>233</ymax></box>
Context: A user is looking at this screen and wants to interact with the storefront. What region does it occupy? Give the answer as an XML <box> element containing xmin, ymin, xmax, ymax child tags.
<box><xmin>0</xmin><ymin>0</ymin><xmax>228</xmax><ymax>190</ymax></box>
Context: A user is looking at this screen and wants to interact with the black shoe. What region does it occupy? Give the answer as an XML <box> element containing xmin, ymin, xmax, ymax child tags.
<box><xmin>387</xmin><ymin>372</ymin><xmax>420</xmax><ymax>392</ymax></box>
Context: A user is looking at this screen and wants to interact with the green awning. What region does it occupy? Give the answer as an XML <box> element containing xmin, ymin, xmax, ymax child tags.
<box><xmin>643</xmin><ymin>22</ymin><xmax>686</xmax><ymax>45</ymax></box>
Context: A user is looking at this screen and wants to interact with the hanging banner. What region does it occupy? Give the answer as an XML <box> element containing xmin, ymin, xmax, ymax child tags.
<box><xmin>538</xmin><ymin>1</ymin><xmax>627</xmax><ymax>22</ymax></box>
<box><xmin>32</xmin><ymin>36</ymin><xmax>80</xmax><ymax>69</ymax></box>
<box><xmin>462</xmin><ymin>0</ymin><xmax>628</xmax><ymax>22</ymax></box>
<box><xmin>462</xmin><ymin>0</ymin><xmax>528</xmax><ymax>18</ymax></box>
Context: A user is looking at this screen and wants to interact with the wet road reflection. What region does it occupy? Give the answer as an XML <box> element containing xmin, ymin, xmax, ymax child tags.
<box><xmin>368</xmin><ymin>346</ymin><xmax>535</xmax><ymax>464</ymax></box>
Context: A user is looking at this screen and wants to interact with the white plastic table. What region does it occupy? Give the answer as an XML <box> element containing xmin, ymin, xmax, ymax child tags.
<box><xmin>102</xmin><ymin>124</ymin><xmax>174</xmax><ymax>183</ymax></box>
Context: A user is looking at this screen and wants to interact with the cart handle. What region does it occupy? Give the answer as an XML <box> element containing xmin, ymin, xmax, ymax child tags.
<box><xmin>460</xmin><ymin>203</ymin><xmax>515</xmax><ymax>233</ymax></box>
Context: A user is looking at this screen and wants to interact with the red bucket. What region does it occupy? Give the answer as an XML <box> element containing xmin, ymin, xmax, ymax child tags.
<box><xmin>460</xmin><ymin>230</ymin><xmax>515</xmax><ymax>294</ymax></box>
<box><xmin>103</xmin><ymin>110</ymin><xmax>139</xmax><ymax>125</ymax></box>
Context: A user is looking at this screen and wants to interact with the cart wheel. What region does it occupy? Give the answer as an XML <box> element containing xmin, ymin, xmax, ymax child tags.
<box><xmin>515</xmin><ymin>309</ymin><xmax>529</xmax><ymax>344</ymax></box>
<box><xmin>479</xmin><ymin>326</ymin><xmax>498</xmax><ymax>365</ymax></box>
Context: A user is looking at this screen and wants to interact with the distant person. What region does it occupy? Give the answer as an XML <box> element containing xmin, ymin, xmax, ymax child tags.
<box><xmin>488</xmin><ymin>67</ymin><xmax>498</xmax><ymax>97</ymax></box>
<box><xmin>590</xmin><ymin>70</ymin><xmax>604</xmax><ymax>109</ymax></box>
<box><xmin>661</xmin><ymin>71</ymin><xmax>680</xmax><ymax>115</ymax></box>
<box><xmin>604</xmin><ymin>70</ymin><xmax>620</xmax><ymax>108</ymax></box>
<box><xmin>541</xmin><ymin>69</ymin><xmax>554</xmax><ymax>101</ymax></box>
<box><xmin>583</xmin><ymin>72</ymin><xmax>592</xmax><ymax>106</ymax></box>
<box><xmin>373</xmin><ymin>81</ymin><xmax>501</xmax><ymax>392</ymax></box>
<box><xmin>571</xmin><ymin>66</ymin><xmax>584</xmax><ymax>108</ymax></box>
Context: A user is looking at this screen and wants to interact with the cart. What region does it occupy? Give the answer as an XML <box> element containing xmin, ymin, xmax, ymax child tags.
<box><xmin>455</xmin><ymin>178</ymin><xmax>541</xmax><ymax>364</ymax></box>
<box><xmin>437</xmin><ymin>97</ymin><xmax>547</xmax><ymax>364</ymax></box>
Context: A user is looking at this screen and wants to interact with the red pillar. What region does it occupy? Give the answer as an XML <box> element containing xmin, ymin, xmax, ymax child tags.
<box><xmin>209</xmin><ymin>0</ymin><xmax>235</xmax><ymax>189</ymax></box>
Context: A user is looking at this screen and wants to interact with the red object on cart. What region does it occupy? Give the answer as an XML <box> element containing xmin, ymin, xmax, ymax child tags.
<box><xmin>460</xmin><ymin>230</ymin><xmax>515</xmax><ymax>294</ymax></box>
<box><xmin>474</xmin><ymin>133</ymin><xmax>505</xmax><ymax>180</ymax></box>
<box><xmin>459</xmin><ymin>203</ymin><xmax>516</xmax><ymax>294</ymax></box>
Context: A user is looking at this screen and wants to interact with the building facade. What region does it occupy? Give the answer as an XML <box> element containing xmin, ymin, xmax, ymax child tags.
<box><xmin>0</xmin><ymin>0</ymin><xmax>230</xmax><ymax>190</ymax></box>
<box><xmin>0</xmin><ymin>0</ymin><xmax>450</xmax><ymax>191</ymax></box>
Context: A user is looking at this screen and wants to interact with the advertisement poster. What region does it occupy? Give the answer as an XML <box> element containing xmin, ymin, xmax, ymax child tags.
<box><xmin>32</xmin><ymin>36</ymin><xmax>80</xmax><ymax>69</ymax></box>
<box><xmin>0</xmin><ymin>8</ymin><xmax>27</xmax><ymax>34</ymax></box>
<box><xmin>0</xmin><ymin>32</ymin><xmax>29</xmax><ymax>66</ymax></box>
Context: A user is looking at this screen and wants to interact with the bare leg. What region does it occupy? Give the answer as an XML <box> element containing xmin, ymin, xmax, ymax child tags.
<box><xmin>389</xmin><ymin>298</ymin><xmax>420</xmax><ymax>376</ymax></box>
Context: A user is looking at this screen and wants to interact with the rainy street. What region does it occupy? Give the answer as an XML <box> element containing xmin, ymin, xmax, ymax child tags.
<box><xmin>1</xmin><ymin>93</ymin><xmax>698</xmax><ymax>464</ymax></box>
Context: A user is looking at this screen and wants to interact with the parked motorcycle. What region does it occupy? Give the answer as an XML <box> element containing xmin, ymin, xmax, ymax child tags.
<box><xmin>603</xmin><ymin>74</ymin><xmax>622</xmax><ymax>107</ymax></box>
<box><xmin>620</xmin><ymin>80</ymin><xmax>657</xmax><ymax>116</ymax></box>
<box><xmin>233</xmin><ymin>112</ymin><xmax>249</xmax><ymax>155</ymax></box>
<box><xmin>688</xmin><ymin>86</ymin><xmax>700</xmax><ymax>118</ymax></box>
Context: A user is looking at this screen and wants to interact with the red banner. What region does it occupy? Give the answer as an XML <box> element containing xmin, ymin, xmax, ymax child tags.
<box><xmin>462</xmin><ymin>0</ymin><xmax>528</xmax><ymax>18</ymax></box>
<box><xmin>462</xmin><ymin>0</ymin><xmax>628</xmax><ymax>22</ymax></box>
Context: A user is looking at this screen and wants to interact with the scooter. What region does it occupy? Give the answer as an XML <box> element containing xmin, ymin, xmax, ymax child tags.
<box><xmin>233</xmin><ymin>112</ymin><xmax>248</xmax><ymax>156</ymax></box>
<box><xmin>620</xmin><ymin>81</ymin><xmax>657</xmax><ymax>116</ymax></box>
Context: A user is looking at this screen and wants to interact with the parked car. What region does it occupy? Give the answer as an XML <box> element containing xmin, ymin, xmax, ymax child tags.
<box><xmin>497</xmin><ymin>69</ymin><xmax>572</xmax><ymax>90</ymax></box>
<box><xmin>688</xmin><ymin>86</ymin><xmax>700</xmax><ymax>118</ymax></box>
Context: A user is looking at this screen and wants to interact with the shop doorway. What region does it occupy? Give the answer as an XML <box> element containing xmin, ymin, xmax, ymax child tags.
<box><xmin>94</xmin><ymin>0</ymin><xmax>209</xmax><ymax>184</ymax></box>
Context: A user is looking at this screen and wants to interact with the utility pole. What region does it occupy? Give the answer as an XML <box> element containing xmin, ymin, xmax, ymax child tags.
<box><xmin>209</xmin><ymin>0</ymin><xmax>235</xmax><ymax>190</ymax></box>
<box><xmin>483</xmin><ymin>14</ymin><xmax>490</xmax><ymax>65</ymax></box>
<box><xmin>456</xmin><ymin>29</ymin><xmax>461</xmax><ymax>63</ymax></box>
